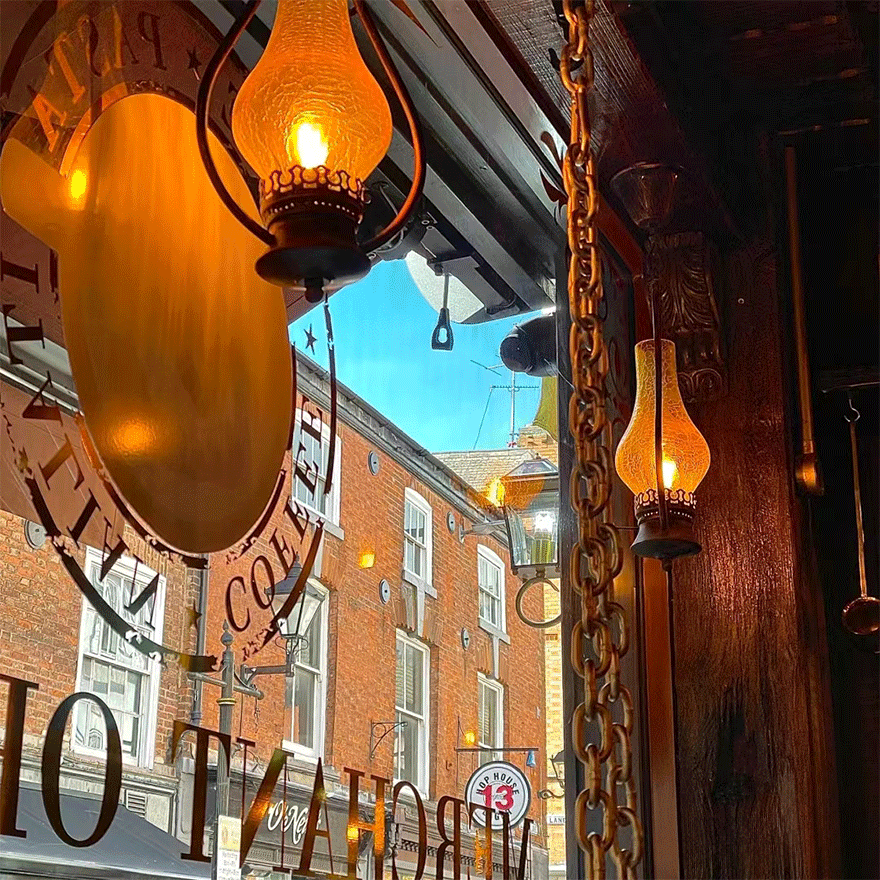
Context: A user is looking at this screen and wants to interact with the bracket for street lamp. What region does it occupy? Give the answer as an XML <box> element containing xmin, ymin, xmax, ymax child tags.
<box><xmin>370</xmin><ymin>720</ymin><xmax>407</xmax><ymax>761</ymax></box>
<box><xmin>239</xmin><ymin>631</ymin><xmax>310</xmax><ymax>686</ymax></box>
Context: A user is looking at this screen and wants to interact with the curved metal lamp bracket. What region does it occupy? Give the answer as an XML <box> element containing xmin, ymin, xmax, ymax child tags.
<box><xmin>515</xmin><ymin>576</ymin><xmax>562</xmax><ymax>628</ymax></box>
<box><xmin>353</xmin><ymin>0</ymin><xmax>426</xmax><ymax>254</ymax></box>
<box><xmin>195</xmin><ymin>0</ymin><xmax>274</xmax><ymax>246</ymax></box>
<box><xmin>196</xmin><ymin>0</ymin><xmax>426</xmax><ymax>262</ymax></box>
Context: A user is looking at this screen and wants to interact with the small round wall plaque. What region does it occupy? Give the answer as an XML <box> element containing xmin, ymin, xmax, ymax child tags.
<box><xmin>24</xmin><ymin>520</ymin><xmax>46</xmax><ymax>550</ymax></box>
<box><xmin>447</xmin><ymin>512</ymin><xmax>456</xmax><ymax>532</ymax></box>
<box><xmin>461</xmin><ymin>628</ymin><xmax>471</xmax><ymax>650</ymax></box>
<box><xmin>379</xmin><ymin>579</ymin><xmax>391</xmax><ymax>605</ymax></box>
<box><xmin>368</xmin><ymin>451</ymin><xmax>380</xmax><ymax>474</ymax></box>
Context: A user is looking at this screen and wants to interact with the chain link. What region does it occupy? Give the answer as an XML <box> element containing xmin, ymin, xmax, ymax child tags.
<box><xmin>559</xmin><ymin>2</ymin><xmax>644</xmax><ymax>877</ymax></box>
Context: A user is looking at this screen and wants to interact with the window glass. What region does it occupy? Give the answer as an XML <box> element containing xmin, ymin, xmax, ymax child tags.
<box><xmin>478</xmin><ymin>675</ymin><xmax>503</xmax><ymax>765</ymax></box>
<box><xmin>290</xmin><ymin>587</ymin><xmax>327</xmax><ymax>755</ymax></box>
<box><xmin>478</xmin><ymin>548</ymin><xmax>505</xmax><ymax>631</ymax></box>
<box><xmin>394</xmin><ymin>632</ymin><xmax>429</xmax><ymax>792</ymax></box>
<box><xmin>75</xmin><ymin>551</ymin><xmax>163</xmax><ymax>767</ymax></box>
<box><xmin>0</xmin><ymin>35</ymin><xmax>647</xmax><ymax>878</ymax></box>
<box><xmin>293</xmin><ymin>414</ymin><xmax>340</xmax><ymax>523</ymax></box>
<box><xmin>404</xmin><ymin>498</ymin><xmax>428</xmax><ymax>581</ymax></box>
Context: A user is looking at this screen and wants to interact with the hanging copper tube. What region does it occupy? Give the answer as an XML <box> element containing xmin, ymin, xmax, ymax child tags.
<box><xmin>841</xmin><ymin>395</ymin><xmax>879</xmax><ymax>645</ymax></box>
<box><xmin>651</xmin><ymin>279</ymin><xmax>670</xmax><ymax>532</ymax></box>
<box><xmin>784</xmin><ymin>145</ymin><xmax>824</xmax><ymax>495</ymax></box>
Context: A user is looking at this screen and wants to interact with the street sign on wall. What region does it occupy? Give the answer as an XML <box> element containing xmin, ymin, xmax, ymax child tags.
<box><xmin>465</xmin><ymin>761</ymin><xmax>531</xmax><ymax>830</ymax></box>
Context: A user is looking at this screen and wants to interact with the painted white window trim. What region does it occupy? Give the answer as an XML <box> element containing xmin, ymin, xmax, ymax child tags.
<box><xmin>394</xmin><ymin>630</ymin><xmax>431</xmax><ymax>798</ymax></box>
<box><xmin>478</xmin><ymin>673</ymin><xmax>505</xmax><ymax>765</ymax></box>
<box><xmin>292</xmin><ymin>408</ymin><xmax>343</xmax><ymax>537</ymax></box>
<box><xmin>402</xmin><ymin>487</ymin><xmax>434</xmax><ymax>596</ymax></box>
<box><xmin>477</xmin><ymin>545</ymin><xmax>508</xmax><ymax>640</ymax></box>
<box><xmin>286</xmin><ymin>579</ymin><xmax>329</xmax><ymax>761</ymax></box>
<box><xmin>74</xmin><ymin>547</ymin><xmax>166</xmax><ymax>770</ymax></box>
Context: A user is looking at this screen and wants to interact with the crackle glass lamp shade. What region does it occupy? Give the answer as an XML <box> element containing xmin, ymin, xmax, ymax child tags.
<box><xmin>615</xmin><ymin>339</ymin><xmax>710</xmax><ymax>559</ymax></box>
<box><xmin>232</xmin><ymin>0</ymin><xmax>393</xmax><ymax>291</ymax></box>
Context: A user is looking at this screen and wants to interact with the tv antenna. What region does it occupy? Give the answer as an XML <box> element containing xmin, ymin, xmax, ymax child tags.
<box><xmin>471</xmin><ymin>361</ymin><xmax>529</xmax><ymax>447</ymax></box>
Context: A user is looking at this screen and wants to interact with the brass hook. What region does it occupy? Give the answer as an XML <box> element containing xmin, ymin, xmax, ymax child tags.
<box><xmin>845</xmin><ymin>391</ymin><xmax>861</xmax><ymax>423</ymax></box>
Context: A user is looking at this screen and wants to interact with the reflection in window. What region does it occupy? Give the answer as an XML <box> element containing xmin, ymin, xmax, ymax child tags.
<box><xmin>403</xmin><ymin>488</ymin><xmax>432</xmax><ymax>585</ymax></box>
<box><xmin>478</xmin><ymin>546</ymin><xmax>505</xmax><ymax>632</ymax></box>
<box><xmin>75</xmin><ymin>548</ymin><xmax>164</xmax><ymax>767</ymax></box>
<box><xmin>478</xmin><ymin>674</ymin><xmax>504</xmax><ymax>765</ymax></box>
<box><xmin>293</xmin><ymin>412</ymin><xmax>340</xmax><ymax>524</ymax></box>
<box><xmin>395</xmin><ymin>631</ymin><xmax>429</xmax><ymax>793</ymax></box>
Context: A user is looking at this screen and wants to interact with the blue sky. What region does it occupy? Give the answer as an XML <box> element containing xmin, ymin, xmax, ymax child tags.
<box><xmin>289</xmin><ymin>261</ymin><xmax>541</xmax><ymax>453</ymax></box>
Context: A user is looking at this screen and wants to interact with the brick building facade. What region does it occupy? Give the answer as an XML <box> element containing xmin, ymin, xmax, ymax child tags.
<box><xmin>0</xmin><ymin>341</ymin><xmax>549</xmax><ymax>878</ymax></box>
<box><xmin>437</xmin><ymin>409</ymin><xmax>565</xmax><ymax>879</ymax></box>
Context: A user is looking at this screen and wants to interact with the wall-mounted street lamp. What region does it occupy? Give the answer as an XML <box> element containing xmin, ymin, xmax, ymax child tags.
<box><xmin>537</xmin><ymin>750</ymin><xmax>565</xmax><ymax>800</ymax></box>
<box><xmin>198</xmin><ymin>0</ymin><xmax>425</xmax><ymax>302</ymax></box>
<box><xmin>501</xmin><ymin>458</ymin><xmax>560</xmax><ymax>580</ymax></box>
<box><xmin>463</xmin><ymin>458</ymin><xmax>562</xmax><ymax>629</ymax></box>
<box><xmin>240</xmin><ymin>562</ymin><xmax>325</xmax><ymax>685</ymax></box>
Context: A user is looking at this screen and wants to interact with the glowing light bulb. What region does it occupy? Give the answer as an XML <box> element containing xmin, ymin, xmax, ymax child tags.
<box><xmin>534</xmin><ymin>512</ymin><xmax>556</xmax><ymax>533</ymax></box>
<box><xmin>69</xmin><ymin>168</ymin><xmax>87</xmax><ymax>203</ymax></box>
<box><xmin>290</xmin><ymin>121</ymin><xmax>329</xmax><ymax>169</ymax></box>
<box><xmin>463</xmin><ymin>730</ymin><xmax>477</xmax><ymax>747</ymax></box>
<box><xmin>485</xmin><ymin>476</ymin><xmax>505</xmax><ymax>508</ymax></box>
<box><xmin>662</xmin><ymin>456</ymin><xmax>678</xmax><ymax>489</ymax></box>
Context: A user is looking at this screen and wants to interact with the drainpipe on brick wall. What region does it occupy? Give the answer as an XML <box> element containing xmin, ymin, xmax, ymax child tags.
<box><xmin>190</xmin><ymin>561</ymin><xmax>209</xmax><ymax>726</ymax></box>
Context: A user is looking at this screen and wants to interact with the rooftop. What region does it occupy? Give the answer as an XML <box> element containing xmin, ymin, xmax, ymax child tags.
<box><xmin>434</xmin><ymin>447</ymin><xmax>541</xmax><ymax>496</ymax></box>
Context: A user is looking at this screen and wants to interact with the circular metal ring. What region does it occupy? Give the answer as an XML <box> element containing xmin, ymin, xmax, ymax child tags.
<box><xmin>515</xmin><ymin>576</ymin><xmax>562</xmax><ymax>628</ymax></box>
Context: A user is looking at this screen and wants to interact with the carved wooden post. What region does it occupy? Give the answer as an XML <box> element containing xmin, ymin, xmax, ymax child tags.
<box><xmin>612</xmin><ymin>162</ymin><xmax>839</xmax><ymax>878</ymax></box>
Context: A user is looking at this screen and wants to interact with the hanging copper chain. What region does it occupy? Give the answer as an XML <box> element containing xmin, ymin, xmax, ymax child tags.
<box><xmin>559</xmin><ymin>2</ymin><xmax>644</xmax><ymax>878</ymax></box>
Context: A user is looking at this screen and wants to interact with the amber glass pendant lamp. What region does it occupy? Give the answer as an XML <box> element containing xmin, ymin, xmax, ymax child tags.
<box><xmin>197</xmin><ymin>0</ymin><xmax>425</xmax><ymax>301</ymax></box>
<box><xmin>615</xmin><ymin>292</ymin><xmax>711</xmax><ymax>559</ymax></box>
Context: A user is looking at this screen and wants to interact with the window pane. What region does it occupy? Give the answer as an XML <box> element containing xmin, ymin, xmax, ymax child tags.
<box><xmin>91</xmin><ymin>662</ymin><xmax>109</xmax><ymax>696</ymax></box>
<box><xmin>294</xmin><ymin>429</ymin><xmax>327</xmax><ymax>514</ymax></box>
<box><xmin>300</xmin><ymin>607</ymin><xmax>322</xmax><ymax>669</ymax></box>
<box><xmin>395</xmin><ymin>711</ymin><xmax>421</xmax><ymax>787</ymax></box>
<box><xmin>294</xmin><ymin>670</ymin><xmax>317</xmax><ymax>750</ymax></box>
<box><xmin>405</xmin><ymin>503</ymin><xmax>426</xmax><ymax>545</ymax></box>
<box><xmin>487</xmin><ymin>689</ymin><xmax>497</xmax><ymax>742</ymax></box>
<box><xmin>480</xmin><ymin>589</ymin><xmax>498</xmax><ymax>626</ymax></box>
<box><xmin>109</xmin><ymin>666</ymin><xmax>126</xmax><ymax>708</ymax></box>
<box><xmin>405</xmin><ymin>644</ymin><xmax>423</xmax><ymax>714</ymax></box>
<box><xmin>122</xmin><ymin>712</ymin><xmax>139</xmax><ymax>757</ymax></box>
<box><xmin>86</xmin><ymin>704</ymin><xmax>104</xmax><ymax>750</ymax></box>
<box><xmin>479</xmin><ymin>681</ymin><xmax>501</xmax><ymax>765</ymax></box>
<box><xmin>396</xmin><ymin>640</ymin><xmax>406</xmax><ymax>707</ymax></box>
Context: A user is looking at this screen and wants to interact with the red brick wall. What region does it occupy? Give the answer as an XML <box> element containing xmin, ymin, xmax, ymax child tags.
<box><xmin>0</xmin><ymin>507</ymin><xmax>197</xmax><ymax>771</ymax></box>
<box><xmin>199</xmin><ymin>417</ymin><xmax>546</xmax><ymax>836</ymax></box>
<box><xmin>1</xmin><ymin>412</ymin><xmax>547</xmax><ymax>837</ymax></box>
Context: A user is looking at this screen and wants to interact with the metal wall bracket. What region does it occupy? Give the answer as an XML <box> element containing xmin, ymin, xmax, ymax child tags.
<box><xmin>611</xmin><ymin>163</ymin><xmax>727</xmax><ymax>403</ymax></box>
<box><xmin>370</xmin><ymin>720</ymin><xmax>406</xmax><ymax>761</ymax></box>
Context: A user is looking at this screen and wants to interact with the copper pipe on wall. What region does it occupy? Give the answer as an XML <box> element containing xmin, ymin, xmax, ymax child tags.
<box><xmin>784</xmin><ymin>145</ymin><xmax>824</xmax><ymax>495</ymax></box>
